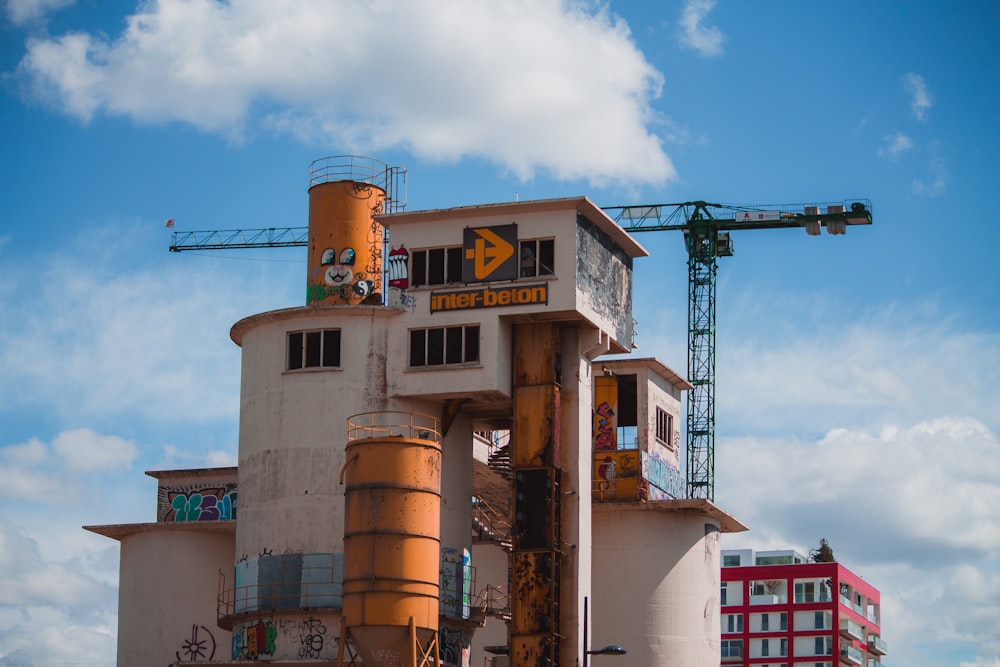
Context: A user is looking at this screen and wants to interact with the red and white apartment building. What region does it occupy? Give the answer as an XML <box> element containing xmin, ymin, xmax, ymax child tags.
<box><xmin>720</xmin><ymin>549</ymin><xmax>888</xmax><ymax>667</ymax></box>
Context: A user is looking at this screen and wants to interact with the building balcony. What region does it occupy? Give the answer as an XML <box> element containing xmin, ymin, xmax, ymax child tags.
<box><xmin>868</xmin><ymin>635</ymin><xmax>888</xmax><ymax>656</ymax></box>
<box><xmin>750</xmin><ymin>593</ymin><xmax>785</xmax><ymax>605</ymax></box>
<box><xmin>840</xmin><ymin>618</ymin><xmax>864</xmax><ymax>641</ymax></box>
<box><xmin>840</xmin><ymin>644</ymin><xmax>864</xmax><ymax>666</ymax></box>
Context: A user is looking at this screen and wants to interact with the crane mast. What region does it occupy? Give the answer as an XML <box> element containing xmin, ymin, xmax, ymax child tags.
<box><xmin>603</xmin><ymin>200</ymin><xmax>873</xmax><ymax>499</ymax></box>
<box><xmin>169</xmin><ymin>199</ymin><xmax>872</xmax><ymax>501</ymax></box>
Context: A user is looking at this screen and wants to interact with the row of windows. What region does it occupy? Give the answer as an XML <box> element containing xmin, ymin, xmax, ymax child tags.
<box><xmin>723</xmin><ymin>611</ymin><xmax>831</xmax><ymax>634</ymax></box>
<box><xmin>286</xmin><ymin>327</ymin><xmax>480</xmax><ymax>371</ymax></box>
<box><xmin>724</xmin><ymin>612</ymin><xmax>790</xmax><ymax>634</ymax></box>
<box><xmin>410</xmin><ymin>238</ymin><xmax>555</xmax><ymax>288</ymax></box>
<box><xmin>721</xmin><ymin>638</ymin><xmax>831</xmax><ymax>659</ymax></box>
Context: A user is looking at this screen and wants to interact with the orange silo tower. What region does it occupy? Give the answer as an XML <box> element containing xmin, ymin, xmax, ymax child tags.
<box><xmin>306</xmin><ymin>156</ymin><xmax>407</xmax><ymax>306</ymax></box>
<box><xmin>338</xmin><ymin>412</ymin><xmax>443</xmax><ymax>667</ymax></box>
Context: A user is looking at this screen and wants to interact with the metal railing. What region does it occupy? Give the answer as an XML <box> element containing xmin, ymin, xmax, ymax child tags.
<box><xmin>308</xmin><ymin>155</ymin><xmax>408</xmax><ymax>213</ymax></box>
<box><xmin>346</xmin><ymin>411</ymin><xmax>441</xmax><ymax>442</ymax></box>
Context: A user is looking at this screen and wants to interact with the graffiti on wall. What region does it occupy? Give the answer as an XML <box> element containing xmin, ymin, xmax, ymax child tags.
<box><xmin>593</xmin><ymin>375</ymin><xmax>619</xmax><ymax>451</ymax></box>
<box><xmin>159</xmin><ymin>484</ymin><xmax>237</xmax><ymax>522</ymax></box>
<box><xmin>231</xmin><ymin>617</ymin><xmax>334</xmax><ymax>661</ymax></box>
<box><xmin>308</xmin><ymin>245</ymin><xmax>380</xmax><ymax>305</ymax></box>
<box><xmin>175</xmin><ymin>624</ymin><xmax>216</xmax><ymax>662</ymax></box>
<box><xmin>387</xmin><ymin>245</ymin><xmax>409</xmax><ymax>288</ymax></box>
<box><xmin>593</xmin><ymin>402</ymin><xmax>616</xmax><ymax>451</ymax></box>
<box><xmin>439</xmin><ymin>625</ymin><xmax>472</xmax><ymax>667</ymax></box>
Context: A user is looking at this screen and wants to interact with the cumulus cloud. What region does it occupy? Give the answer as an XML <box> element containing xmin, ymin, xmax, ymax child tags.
<box><xmin>53</xmin><ymin>428</ymin><xmax>137</xmax><ymax>472</ymax></box>
<box><xmin>718</xmin><ymin>417</ymin><xmax>1000</xmax><ymax>666</ymax></box>
<box><xmin>678</xmin><ymin>0</ymin><xmax>725</xmax><ymax>56</ymax></box>
<box><xmin>878</xmin><ymin>131</ymin><xmax>914</xmax><ymax>160</ymax></box>
<box><xmin>0</xmin><ymin>522</ymin><xmax>117</xmax><ymax>664</ymax></box>
<box><xmin>0</xmin><ymin>429</ymin><xmax>136</xmax><ymax>501</ymax></box>
<box><xmin>3</xmin><ymin>0</ymin><xmax>74</xmax><ymax>26</ymax></box>
<box><xmin>904</xmin><ymin>72</ymin><xmax>932</xmax><ymax>121</ymax></box>
<box><xmin>13</xmin><ymin>0</ymin><xmax>674</xmax><ymax>187</ymax></box>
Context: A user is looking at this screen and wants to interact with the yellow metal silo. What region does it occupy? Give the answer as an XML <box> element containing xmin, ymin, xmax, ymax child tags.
<box><xmin>307</xmin><ymin>156</ymin><xmax>388</xmax><ymax>306</ymax></box>
<box><xmin>338</xmin><ymin>412</ymin><xmax>442</xmax><ymax>667</ymax></box>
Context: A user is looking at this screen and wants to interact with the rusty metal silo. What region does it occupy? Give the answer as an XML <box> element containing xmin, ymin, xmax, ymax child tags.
<box><xmin>338</xmin><ymin>412</ymin><xmax>442</xmax><ymax>667</ymax></box>
<box><xmin>307</xmin><ymin>156</ymin><xmax>406</xmax><ymax>306</ymax></box>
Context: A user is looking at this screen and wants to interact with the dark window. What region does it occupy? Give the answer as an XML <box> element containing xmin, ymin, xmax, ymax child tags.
<box><xmin>518</xmin><ymin>238</ymin><xmax>555</xmax><ymax>278</ymax></box>
<box><xmin>409</xmin><ymin>329</ymin><xmax>426</xmax><ymax>366</ymax></box>
<box><xmin>412</xmin><ymin>251</ymin><xmax>428</xmax><ymax>288</ymax></box>
<box><xmin>322</xmin><ymin>329</ymin><xmax>341</xmax><ymax>367</ymax></box>
<box><xmin>287</xmin><ymin>332</ymin><xmax>304</xmax><ymax>370</ymax></box>
<box><xmin>428</xmin><ymin>248</ymin><xmax>446</xmax><ymax>285</ymax></box>
<box><xmin>761</xmin><ymin>613</ymin><xmax>769</xmax><ymax>631</ymax></box>
<box><xmin>409</xmin><ymin>325</ymin><xmax>480</xmax><ymax>368</ymax></box>
<box><xmin>287</xmin><ymin>329</ymin><xmax>341</xmax><ymax>370</ymax></box>
<box><xmin>411</xmin><ymin>246</ymin><xmax>464</xmax><ymax>287</ymax></box>
<box><xmin>446</xmin><ymin>327</ymin><xmax>464</xmax><ymax>364</ymax></box>
<box><xmin>655</xmin><ymin>407</ymin><xmax>672</xmax><ymax>445</ymax></box>
<box><xmin>465</xmin><ymin>325</ymin><xmax>480</xmax><ymax>362</ymax></box>
<box><xmin>427</xmin><ymin>327</ymin><xmax>445</xmax><ymax>365</ymax></box>
<box><xmin>446</xmin><ymin>247</ymin><xmax>464</xmax><ymax>283</ymax></box>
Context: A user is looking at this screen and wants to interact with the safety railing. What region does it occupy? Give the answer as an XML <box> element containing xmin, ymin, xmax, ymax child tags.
<box><xmin>346</xmin><ymin>411</ymin><xmax>441</xmax><ymax>442</ymax></box>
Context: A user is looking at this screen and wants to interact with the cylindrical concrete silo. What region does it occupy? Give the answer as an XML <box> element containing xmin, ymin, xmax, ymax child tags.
<box><xmin>339</xmin><ymin>412</ymin><xmax>443</xmax><ymax>667</ymax></box>
<box><xmin>307</xmin><ymin>156</ymin><xmax>389</xmax><ymax>306</ymax></box>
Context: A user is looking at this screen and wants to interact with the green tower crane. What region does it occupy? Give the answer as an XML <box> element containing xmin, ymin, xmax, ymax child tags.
<box><xmin>601</xmin><ymin>200</ymin><xmax>873</xmax><ymax>499</ymax></box>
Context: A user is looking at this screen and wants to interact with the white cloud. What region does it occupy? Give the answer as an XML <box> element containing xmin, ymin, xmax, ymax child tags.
<box><xmin>904</xmin><ymin>72</ymin><xmax>932</xmax><ymax>121</ymax></box>
<box><xmin>718</xmin><ymin>417</ymin><xmax>1000</xmax><ymax>666</ymax></box>
<box><xmin>3</xmin><ymin>0</ymin><xmax>74</xmax><ymax>26</ymax></box>
<box><xmin>678</xmin><ymin>0</ymin><xmax>725</xmax><ymax>57</ymax></box>
<box><xmin>878</xmin><ymin>131</ymin><xmax>914</xmax><ymax>160</ymax></box>
<box><xmin>0</xmin><ymin>522</ymin><xmax>117</xmax><ymax>665</ymax></box>
<box><xmin>14</xmin><ymin>0</ymin><xmax>674</xmax><ymax>188</ymax></box>
<box><xmin>53</xmin><ymin>428</ymin><xmax>136</xmax><ymax>472</ymax></box>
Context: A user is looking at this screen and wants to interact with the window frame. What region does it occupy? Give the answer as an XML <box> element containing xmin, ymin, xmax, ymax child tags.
<box><xmin>655</xmin><ymin>406</ymin><xmax>673</xmax><ymax>446</ymax></box>
<box><xmin>286</xmin><ymin>328</ymin><xmax>342</xmax><ymax>371</ymax></box>
<box><xmin>518</xmin><ymin>238</ymin><xmax>556</xmax><ymax>278</ymax></box>
<box><xmin>408</xmin><ymin>324</ymin><xmax>481</xmax><ymax>369</ymax></box>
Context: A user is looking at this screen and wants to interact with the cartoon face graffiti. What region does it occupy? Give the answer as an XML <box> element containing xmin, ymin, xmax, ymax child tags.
<box><xmin>325</xmin><ymin>265</ymin><xmax>353</xmax><ymax>285</ymax></box>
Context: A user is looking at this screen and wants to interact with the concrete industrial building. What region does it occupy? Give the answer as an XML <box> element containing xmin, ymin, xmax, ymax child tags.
<box><xmin>720</xmin><ymin>549</ymin><xmax>888</xmax><ymax>667</ymax></box>
<box><xmin>87</xmin><ymin>156</ymin><xmax>746</xmax><ymax>667</ymax></box>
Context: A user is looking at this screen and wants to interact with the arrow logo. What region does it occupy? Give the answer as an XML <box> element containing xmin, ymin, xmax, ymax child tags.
<box><xmin>466</xmin><ymin>227</ymin><xmax>515</xmax><ymax>280</ymax></box>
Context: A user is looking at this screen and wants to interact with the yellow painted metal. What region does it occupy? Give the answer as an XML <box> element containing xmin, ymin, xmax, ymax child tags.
<box><xmin>593</xmin><ymin>449</ymin><xmax>642</xmax><ymax>501</ymax></box>
<box><xmin>513</xmin><ymin>322</ymin><xmax>559</xmax><ymax>386</ymax></box>
<box><xmin>593</xmin><ymin>375</ymin><xmax>619</xmax><ymax>451</ymax></box>
<box><xmin>307</xmin><ymin>179</ymin><xmax>386</xmax><ymax>305</ymax></box>
<box><xmin>513</xmin><ymin>384</ymin><xmax>561</xmax><ymax>467</ymax></box>
<box><xmin>341</xmin><ymin>431</ymin><xmax>441</xmax><ymax>666</ymax></box>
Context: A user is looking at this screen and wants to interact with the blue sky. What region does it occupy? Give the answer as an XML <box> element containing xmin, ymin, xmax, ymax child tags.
<box><xmin>1</xmin><ymin>1</ymin><xmax>998</xmax><ymax>665</ymax></box>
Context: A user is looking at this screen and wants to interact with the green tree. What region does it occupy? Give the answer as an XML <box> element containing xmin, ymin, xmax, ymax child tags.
<box><xmin>810</xmin><ymin>537</ymin><xmax>836</xmax><ymax>563</ymax></box>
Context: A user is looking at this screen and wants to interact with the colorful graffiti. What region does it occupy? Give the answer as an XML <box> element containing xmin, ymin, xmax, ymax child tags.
<box><xmin>593</xmin><ymin>375</ymin><xmax>619</xmax><ymax>451</ymax></box>
<box><xmin>231</xmin><ymin>617</ymin><xmax>334</xmax><ymax>661</ymax></box>
<box><xmin>307</xmin><ymin>245</ymin><xmax>380</xmax><ymax>305</ymax></box>
<box><xmin>159</xmin><ymin>484</ymin><xmax>237</xmax><ymax>522</ymax></box>
<box><xmin>593</xmin><ymin>402</ymin><xmax>617</xmax><ymax>451</ymax></box>
<box><xmin>241</xmin><ymin>619</ymin><xmax>277</xmax><ymax>659</ymax></box>
<box><xmin>387</xmin><ymin>245</ymin><xmax>409</xmax><ymax>288</ymax></box>
<box><xmin>176</xmin><ymin>624</ymin><xmax>216</xmax><ymax>662</ymax></box>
